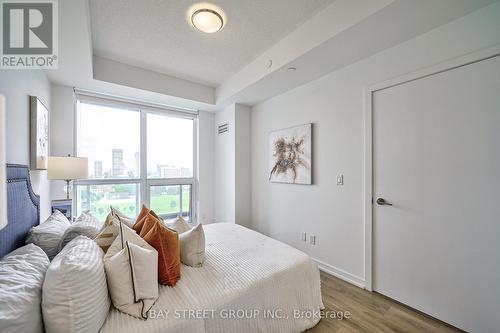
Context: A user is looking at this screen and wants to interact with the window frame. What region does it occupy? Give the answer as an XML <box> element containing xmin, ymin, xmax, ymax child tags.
<box><xmin>74</xmin><ymin>93</ymin><xmax>198</xmax><ymax>222</ymax></box>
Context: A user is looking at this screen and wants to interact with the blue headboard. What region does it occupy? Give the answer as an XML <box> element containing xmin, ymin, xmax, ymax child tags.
<box><xmin>0</xmin><ymin>164</ymin><xmax>40</xmax><ymax>258</ymax></box>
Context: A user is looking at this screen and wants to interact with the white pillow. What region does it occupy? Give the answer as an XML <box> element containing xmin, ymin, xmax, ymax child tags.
<box><xmin>96</xmin><ymin>209</ymin><xmax>132</xmax><ymax>253</ymax></box>
<box><xmin>104</xmin><ymin>206</ymin><xmax>135</xmax><ymax>229</ymax></box>
<box><xmin>25</xmin><ymin>210</ymin><xmax>71</xmax><ymax>260</ymax></box>
<box><xmin>94</xmin><ymin>219</ymin><xmax>119</xmax><ymax>253</ymax></box>
<box><xmin>179</xmin><ymin>223</ymin><xmax>205</xmax><ymax>267</ymax></box>
<box><xmin>0</xmin><ymin>244</ymin><xmax>49</xmax><ymax>333</ymax></box>
<box><xmin>75</xmin><ymin>210</ymin><xmax>103</xmax><ymax>229</ymax></box>
<box><xmin>42</xmin><ymin>236</ymin><xmax>110</xmax><ymax>333</ymax></box>
<box><xmin>166</xmin><ymin>215</ymin><xmax>191</xmax><ymax>234</ymax></box>
<box><xmin>96</xmin><ymin>207</ymin><xmax>135</xmax><ymax>252</ymax></box>
<box><xmin>104</xmin><ymin>223</ymin><xmax>158</xmax><ymax>319</ymax></box>
<box><xmin>57</xmin><ymin>211</ymin><xmax>103</xmax><ymax>251</ymax></box>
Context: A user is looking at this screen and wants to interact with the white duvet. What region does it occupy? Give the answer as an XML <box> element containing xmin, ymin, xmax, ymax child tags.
<box><xmin>100</xmin><ymin>223</ymin><xmax>323</xmax><ymax>333</ymax></box>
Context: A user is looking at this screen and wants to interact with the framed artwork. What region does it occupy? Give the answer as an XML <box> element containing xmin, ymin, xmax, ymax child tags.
<box><xmin>30</xmin><ymin>96</ymin><xmax>49</xmax><ymax>170</ymax></box>
<box><xmin>269</xmin><ymin>123</ymin><xmax>312</xmax><ymax>184</ymax></box>
<box><xmin>51</xmin><ymin>199</ymin><xmax>72</xmax><ymax>220</ymax></box>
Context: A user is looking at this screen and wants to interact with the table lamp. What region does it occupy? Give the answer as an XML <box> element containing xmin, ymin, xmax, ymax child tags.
<box><xmin>48</xmin><ymin>155</ymin><xmax>88</xmax><ymax>199</ymax></box>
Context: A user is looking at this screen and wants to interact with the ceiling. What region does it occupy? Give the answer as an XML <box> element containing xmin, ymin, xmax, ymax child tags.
<box><xmin>89</xmin><ymin>0</ymin><xmax>335</xmax><ymax>87</ymax></box>
<box><xmin>47</xmin><ymin>0</ymin><xmax>499</xmax><ymax>112</ymax></box>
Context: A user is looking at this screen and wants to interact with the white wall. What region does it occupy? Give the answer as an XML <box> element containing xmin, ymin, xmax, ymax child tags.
<box><xmin>0</xmin><ymin>96</ymin><xmax>6</xmax><ymax>230</ymax></box>
<box><xmin>250</xmin><ymin>2</ymin><xmax>500</xmax><ymax>285</ymax></box>
<box><xmin>198</xmin><ymin>111</ymin><xmax>215</xmax><ymax>224</ymax></box>
<box><xmin>214</xmin><ymin>103</ymin><xmax>252</xmax><ymax>226</ymax></box>
<box><xmin>215</xmin><ymin>104</ymin><xmax>235</xmax><ymax>223</ymax></box>
<box><xmin>0</xmin><ymin>71</ymin><xmax>52</xmax><ymax>220</ymax></box>
<box><xmin>234</xmin><ymin>104</ymin><xmax>251</xmax><ymax>228</ymax></box>
<box><xmin>50</xmin><ymin>84</ymin><xmax>75</xmax><ymax>200</ymax></box>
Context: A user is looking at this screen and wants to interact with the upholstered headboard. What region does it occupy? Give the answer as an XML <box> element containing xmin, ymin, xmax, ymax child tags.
<box><xmin>0</xmin><ymin>164</ymin><xmax>40</xmax><ymax>258</ymax></box>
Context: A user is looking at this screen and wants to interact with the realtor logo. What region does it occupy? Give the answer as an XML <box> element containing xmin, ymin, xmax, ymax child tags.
<box><xmin>1</xmin><ymin>0</ymin><xmax>58</xmax><ymax>69</ymax></box>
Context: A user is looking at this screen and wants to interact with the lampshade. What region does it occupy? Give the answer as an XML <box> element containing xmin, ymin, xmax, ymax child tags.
<box><xmin>48</xmin><ymin>156</ymin><xmax>88</xmax><ymax>180</ymax></box>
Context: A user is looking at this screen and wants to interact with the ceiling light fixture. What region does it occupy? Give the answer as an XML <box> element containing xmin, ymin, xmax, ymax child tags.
<box><xmin>191</xmin><ymin>8</ymin><xmax>224</xmax><ymax>33</ymax></box>
<box><xmin>288</xmin><ymin>66</ymin><xmax>297</xmax><ymax>71</ymax></box>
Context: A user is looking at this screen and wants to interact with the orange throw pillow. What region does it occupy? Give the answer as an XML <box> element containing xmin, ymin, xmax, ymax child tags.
<box><xmin>133</xmin><ymin>205</ymin><xmax>159</xmax><ymax>234</ymax></box>
<box><xmin>138</xmin><ymin>212</ymin><xmax>158</xmax><ymax>238</ymax></box>
<box><xmin>140</xmin><ymin>214</ymin><xmax>180</xmax><ymax>286</ymax></box>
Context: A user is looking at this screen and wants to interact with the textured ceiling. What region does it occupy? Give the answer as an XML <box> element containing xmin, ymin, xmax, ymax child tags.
<box><xmin>90</xmin><ymin>0</ymin><xmax>335</xmax><ymax>87</ymax></box>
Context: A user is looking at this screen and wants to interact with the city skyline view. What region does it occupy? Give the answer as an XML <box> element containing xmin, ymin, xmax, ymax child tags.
<box><xmin>90</xmin><ymin>148</ymin><xmax>192</xmax><ymax>179</ymax></box>
<box><xmin>75</xmin><ymin>101</ymin><xmax>195</xmax><ymax>221</ymax></box>
<box><xmin>77</xmin><ymin>102</ymin><xmax>194</xmax><ymax>179</ymax></box>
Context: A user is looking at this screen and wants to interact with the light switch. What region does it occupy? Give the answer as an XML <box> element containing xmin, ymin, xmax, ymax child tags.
<box><xmin>337</xmin><ymin>174</ymin><xmax>344</xmax><ymax>185</ymax></box>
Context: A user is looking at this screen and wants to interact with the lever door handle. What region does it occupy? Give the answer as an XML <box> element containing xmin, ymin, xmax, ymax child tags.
<box><xmin>376</xmin><ymin>198</ymin><xmax>393</xmax><ymax>206</ymax></box>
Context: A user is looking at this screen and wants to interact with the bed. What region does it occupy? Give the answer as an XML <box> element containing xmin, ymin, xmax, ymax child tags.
<box><xmin>2</xmin><ymin>164</ymin><xmax>324</xmax><ymax>333</ymax></box>
<box><xmin>0</xmin><ymin>164</ymin><xmax>40</xmax><ymax>258</ymax></box>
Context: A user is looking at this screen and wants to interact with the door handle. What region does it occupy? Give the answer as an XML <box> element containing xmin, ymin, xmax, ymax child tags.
<box><xmin>376</xmin><ymin>198</ymin><xmax>393</xmax><ymax>206</ymax></box>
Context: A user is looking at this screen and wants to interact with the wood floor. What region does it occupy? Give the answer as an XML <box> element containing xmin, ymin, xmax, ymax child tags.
<box><xmin>306</xmin><ymin>271</ymin><xmax>463</xmax><ymax>333</ymax></box>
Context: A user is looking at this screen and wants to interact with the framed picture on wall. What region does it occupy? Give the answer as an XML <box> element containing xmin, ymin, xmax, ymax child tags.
<box><xmin>30</xmin><ymin>96</ymin><xmax>49</xmax><ymax>170</ymax></box>
<box><xmin>269</xmin><ymin>123</ymin><xmax>312</xmax><ymax>184</ymax></box>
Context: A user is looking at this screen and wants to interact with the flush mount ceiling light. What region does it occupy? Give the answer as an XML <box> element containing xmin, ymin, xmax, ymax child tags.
<box><xmin>191</xmin><ymin>8</ymin><xmax>224</xmax><ymax>33</ymax></box>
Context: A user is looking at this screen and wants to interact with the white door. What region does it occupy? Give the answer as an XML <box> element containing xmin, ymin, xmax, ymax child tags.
<box><xmin>373</xmin><ymin>55</ymin><xmax>500</xmax><ymax>332</ymax></box>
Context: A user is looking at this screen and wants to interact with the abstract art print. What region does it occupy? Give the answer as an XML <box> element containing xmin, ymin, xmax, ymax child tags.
<box><xmin>269</xmin><ymin>123</ymin><xmax>312</xmax><ymax>184</ymax></box>
<box><xmin>30</xmin><ymin>96</ymin><xmax>49</xmax><ymax>170</ymax></box>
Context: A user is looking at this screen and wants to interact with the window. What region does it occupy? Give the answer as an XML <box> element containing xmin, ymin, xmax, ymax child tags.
<box><xmin>147</xmin><ymin>113</ymin><xmax>193</xmax><ymax>179</ymax></box>
<box><xmin>76</xmin><ymin>183</ymin><xmax>140</xmax><ymax>221</ymax></box>
<box><xmin>149</xmin><ymin>184</ymin><xmax>191</xmax><ymax>218</ymax></box>
<box><xmin>75</xmin><ymin>95</ymin><xmax>197</xmax><ymax>222</ymax></box>
<box><xmin>78</xmin><ymin>103</ymin><xmax>140</xmax><ymax>179</ymax></box>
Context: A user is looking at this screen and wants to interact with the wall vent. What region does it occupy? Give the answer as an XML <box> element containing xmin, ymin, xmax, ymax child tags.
<box><xmin>218</xmin><ymin>122</ymin><xmax>229</xmax><ymax>135</ymax></box>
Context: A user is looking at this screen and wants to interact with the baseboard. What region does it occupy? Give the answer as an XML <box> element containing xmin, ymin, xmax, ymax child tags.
<box><xmin>313</xmin><ymin>258</ymin><xmax>366</xmax><ymax>289</ymax></box>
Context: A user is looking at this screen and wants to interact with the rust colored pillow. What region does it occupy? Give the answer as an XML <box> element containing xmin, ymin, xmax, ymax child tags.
<box><xmin>138</xmin><ymin>212</ymin><xmax>159</xmax><ymax>238</ymax></box>
<box><xmin>141</xmin><ymin>215</ymin><xmax>180</xmax><ymax>286</ymax></box>
<box><xmin>133</xmin><ymin>205</ymin><xmax>159</xmax><ymax>234</ymax></box>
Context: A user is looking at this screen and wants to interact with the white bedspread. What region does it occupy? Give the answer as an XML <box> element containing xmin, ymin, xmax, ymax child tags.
<box><xmin>100</xmin><ymin>223</ymin><xmax>323</xmax><ymax>333</ymax></box>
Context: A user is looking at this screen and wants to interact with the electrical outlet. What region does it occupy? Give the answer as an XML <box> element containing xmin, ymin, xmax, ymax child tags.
<box><xmin>310</xmin><ymin>235</ymin><xmax>316</xmax><ymax>245</ymax></box>
<box><xmin>302</xmin><ymin>232</ymin><xmax>307</xmax><ymax>242</ymax></box>
<box><xmin>337</xmin><ymin>174</ymin><xmax>344</xmax><ymax>185</ymax></box>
